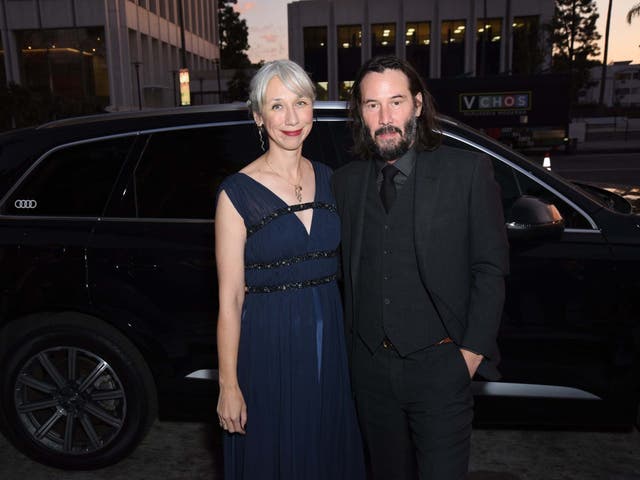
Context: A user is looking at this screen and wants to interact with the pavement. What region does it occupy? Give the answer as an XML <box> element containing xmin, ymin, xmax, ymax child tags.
<box><xmin>576</xmin><ymin>137</ymin><xmax>640</xmax><ymax>154</ymax></box>
<box><xmin>1</xmin><ymin>420</ymin><xmax>640</xmax><ymax>479</ymax></box>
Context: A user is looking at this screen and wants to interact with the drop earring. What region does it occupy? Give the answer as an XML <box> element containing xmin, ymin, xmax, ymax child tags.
<box><xmin>257</xmin><ymin>125</ymin><xmax>265</xmax><ymax>152</ymax></box>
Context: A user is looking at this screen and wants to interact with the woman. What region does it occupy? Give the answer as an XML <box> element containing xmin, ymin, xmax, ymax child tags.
<box><xmin>215</xmin><ymin>60</ymin><xmax>365</xmax><ymax>480</ymax></box>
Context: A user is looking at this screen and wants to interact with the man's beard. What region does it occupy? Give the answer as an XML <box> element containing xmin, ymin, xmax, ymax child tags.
<box><xmin>366</xmin><ymin>115</ymin><xmax>418</xmax><ymax>161</ymax></box>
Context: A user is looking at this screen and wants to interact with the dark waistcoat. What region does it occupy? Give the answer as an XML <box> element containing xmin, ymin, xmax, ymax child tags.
<box><xmin>356</xmin><ymin>164</ymin><xmax>447</xmax><ymax>356</ymax></box>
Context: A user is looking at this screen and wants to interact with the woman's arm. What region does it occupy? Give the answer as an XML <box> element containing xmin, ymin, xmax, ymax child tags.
<box><xmin>215</xmin><ymin>190</ymin><xmax>248</xmax><ymax>434</ymax></box>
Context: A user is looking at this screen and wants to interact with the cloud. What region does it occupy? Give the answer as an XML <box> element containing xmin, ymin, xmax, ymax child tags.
<box><xmin>234</xmin><ymin>1</ymin><xmax>256</xmax><ymax>14</ymax></box>
<box><xmin>261</xmin><ymin>34</ymin><xmax>279</xmax><ymax>43</ymax></box>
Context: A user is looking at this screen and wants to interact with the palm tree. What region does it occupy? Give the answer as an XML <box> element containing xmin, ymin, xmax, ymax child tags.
<box><xmin>599</xmin><ymin>0</ymin><xmax>613</xmax><ymax>105</ymax></box>
<box><xmin>628</xmin><ymin>2</ymin><xmax>640</xmax><ymax>23</ymax></box>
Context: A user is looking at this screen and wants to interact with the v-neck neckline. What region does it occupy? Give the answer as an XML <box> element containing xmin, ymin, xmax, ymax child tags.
<box><xmin>238</xmin><ymin>162</ymin><xmax>318</xmax><ymax>237</ymax></box>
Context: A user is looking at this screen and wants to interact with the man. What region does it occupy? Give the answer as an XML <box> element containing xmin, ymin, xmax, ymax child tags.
<box><xmin>332</xmin><ymin>56</ymin><xmax>509</xmax><ymax>479</ymax></box>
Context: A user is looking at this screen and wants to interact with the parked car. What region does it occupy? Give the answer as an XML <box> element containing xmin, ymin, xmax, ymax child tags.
<box><xmin>0</xmin><ymin>102</ymin><xmax>638</xmax><ymax>470</ymax></box>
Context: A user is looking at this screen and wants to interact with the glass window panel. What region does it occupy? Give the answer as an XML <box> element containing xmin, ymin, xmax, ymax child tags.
<box><xmin>443</xmin><ymin>134</ymin><xmax>591</xmax><ymax>229</ymax></box>
<box><xmin>406</xmin><ymin>21</ymin><xmax>430</xmax><ymax>79</ymax></box>
<box><xmin>441</xmin><ymin>20</ymin><xmax>466</xmax><ymax>77</ymax></box>
<box><xmin>15</xmin><ymin>28</ymin><xmax>109</xmax><ymax>115</ymax></box>
<box><xmin>512</xmin><ymin>16</ymin><xmax>541</xmax><ymax>75</ymax></box>
<box><xmin>304</xmin><ymin>26</ymin><xmax>328</xmax><ymax>98</ymax></box>
<box><xmin>371</xmin><ymin>23</ymin><xmax>395</xmax><ymax>57</ymax></box>
<box><xmin>168</xmin><ymin>0</ymin><xmax>175</xmax><ymax>23</ymax></box>
<box><xmin>130</xmin><ymin>125</ymin><xmax>261</xmax><ymax>219</ymax></box>
<box><xmin>337</xmin><ymin>25</ymin><xmax>361</xmax><ymax>99</ymax></box>
<box><xmin>476</xmin><ymin>18</ymin><xmax>502</xmax><ymax>76</ymax></box>
<box><xmin>3</xmin><ymin>136</ymin><xmax>134</xmax><ymax>217</ymax></box>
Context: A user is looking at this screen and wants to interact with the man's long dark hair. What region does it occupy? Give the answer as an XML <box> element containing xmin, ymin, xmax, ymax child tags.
<box><xmin>349</xmin><ymin>56</ymin><xmax>441</xmax><ymax>159</ymax></box>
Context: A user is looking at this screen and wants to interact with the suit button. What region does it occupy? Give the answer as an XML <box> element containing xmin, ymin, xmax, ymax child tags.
<box><xmin>384</xmin><ymin>298</ymin><xmax>391</xmax><ymax>305</ymax></box>
<box><xmin>383</xmin><ymin>275</ymin><xmax>389</xmax><ymax>281</ymax></box>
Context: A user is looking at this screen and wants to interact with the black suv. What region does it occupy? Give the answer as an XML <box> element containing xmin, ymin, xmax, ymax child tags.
<box><xmin>0</xmin><ymin>103</ymin><xmax>638</xmax><ymax>470</ymax></box>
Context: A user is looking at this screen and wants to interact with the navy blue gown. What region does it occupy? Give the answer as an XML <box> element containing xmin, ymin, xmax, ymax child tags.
<box><xmin>218</xmin><ymin>161</ymin><xmax>365</xmax><ymax>480</ymax></box>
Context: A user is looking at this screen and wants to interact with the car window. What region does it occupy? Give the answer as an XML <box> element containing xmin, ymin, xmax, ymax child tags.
<box><xmin>1</xmin><ymin>136</ymin><xmax>134</xmax><ymax>217</ymax></box>
<box><xmin>442</xmin><ymin>134</ymin><xmax>592</xmax><ymax>230</ymax></box>
<box><xmin>129</xmin><ymin>124</ymin><xmax>261</xmax><ymax>220</ymax></box>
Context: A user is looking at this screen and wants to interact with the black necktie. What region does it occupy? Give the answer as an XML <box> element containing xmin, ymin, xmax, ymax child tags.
<box><xmin>380</xmin><ymin>164</ymin><xmax>399</xmax><ymax>213</ymax></box>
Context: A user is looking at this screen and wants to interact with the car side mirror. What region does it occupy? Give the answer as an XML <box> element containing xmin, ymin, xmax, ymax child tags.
<box><xmin>505</xmin><ymin>195</ymin><xmax>565</xmax><ymax>241</ymax></box>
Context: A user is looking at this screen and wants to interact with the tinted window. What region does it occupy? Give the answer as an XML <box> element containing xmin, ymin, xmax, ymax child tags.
<box><xmin>443</xmin><ymin>135</ymin><xmax>592</xmax><ymax>230</ymax></box>
<box><xmin>128</xmin><ymin>124</ymin><xmax>262</xmax><ymax>220</ymax></box>
<box><xmin>513</xmin><ymin>171</ymin><xmax>591</xmax><ymax>229</ymax></box>
<box><xmin>2</xmin><ymin>136</ymin><xmax>134</xmax><ymax>217</ymax></box>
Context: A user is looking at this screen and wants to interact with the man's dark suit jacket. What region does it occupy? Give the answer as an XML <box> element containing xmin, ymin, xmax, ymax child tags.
<box><xmin>332</xmin><ymin>145</ymin><xmax>510</xmax><ymax>380</ymax></box>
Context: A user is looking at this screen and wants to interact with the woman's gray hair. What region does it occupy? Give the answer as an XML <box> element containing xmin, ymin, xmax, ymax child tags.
<box><xmin>248</xmin><ymin>60</ymin><xmax>316</xmax><ymax>114</ymax></box>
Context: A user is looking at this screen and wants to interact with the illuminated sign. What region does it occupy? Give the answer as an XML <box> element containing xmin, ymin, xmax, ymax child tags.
<box><xmin>459</xmin><ymin>91</ymin><xmax>531</xmax><ymax>114</ymax></box>
<box><xmin>179</xmin><ymin>68</ymin><xmax>191</xmax><ymax>106</ymax></box>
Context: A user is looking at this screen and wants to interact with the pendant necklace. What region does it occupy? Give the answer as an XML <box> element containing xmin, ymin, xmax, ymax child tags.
<box><xmin>265</xmin><ymin>157</ymin><xmax>303</xmax><ymax>203</ymax></box>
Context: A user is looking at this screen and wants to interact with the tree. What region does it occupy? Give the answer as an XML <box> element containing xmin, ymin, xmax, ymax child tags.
<box><xmin>218</xmin><ymin>0</ymin><xmax>251</xmax><ymax>69</ymax></box>
<box><xmin>628</xmin><ymin>2</ymin><xmax>640</xmax><ymax>23</ymax></box>
<box><xmin>227</xmin><ymin>69</ymin><xmax>250</xmax><ymax>103</ymax></box>
<box><xmin>546</xmin><ymin>0</ymin><xmax>601</xmax><ymax>104</ymax></box>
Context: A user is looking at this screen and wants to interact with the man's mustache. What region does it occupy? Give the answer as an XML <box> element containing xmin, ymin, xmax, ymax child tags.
<box><xmin>375</xmin><ymin>125</ymin><xmax>402</xmax><ymax>137</ymax></box>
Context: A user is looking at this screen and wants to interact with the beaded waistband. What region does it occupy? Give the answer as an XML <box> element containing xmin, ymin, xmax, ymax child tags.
<box><xmin>245</xmin><ymin>249</ymin><xmax>338</xmax><ymax>270</ymax></box>
<box><xmin>245</xmin><ymin>274</ymin><xmax>337</xmax><ymax>294</ymax></box>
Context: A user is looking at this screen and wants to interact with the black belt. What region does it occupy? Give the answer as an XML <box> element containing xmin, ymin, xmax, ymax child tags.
<box><xmin>381</xmin><ymin>336</ymin><xmax>454</xmax><ymax>350</ymax></box>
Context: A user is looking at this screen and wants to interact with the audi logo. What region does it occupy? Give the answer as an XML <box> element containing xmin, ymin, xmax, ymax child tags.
<box><xmin>14</xmin><ymin>199</ymin><xmax>38</xmax><ymax>209</ymax></box>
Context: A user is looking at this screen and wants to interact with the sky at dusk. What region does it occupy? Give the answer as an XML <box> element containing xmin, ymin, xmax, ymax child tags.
<box><xmin>235</xmin><ymin>0</ymin><xmax>640</xmax><ymax>65</ymax></box>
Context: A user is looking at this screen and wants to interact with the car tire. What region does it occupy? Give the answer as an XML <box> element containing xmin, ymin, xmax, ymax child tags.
<box><xmin>0</xmin><ymin>312</ymin><xmax>157</xmax><ymax>470</ymax></box>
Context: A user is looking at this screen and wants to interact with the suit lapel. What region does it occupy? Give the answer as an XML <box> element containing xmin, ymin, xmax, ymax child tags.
<box><xmin>413</xmin><ymin>149</ymin><xmax>442</xmax><ymax>284</ymax></box>
<box><xmin>349</xmin><ymin>161</ymin><xmax>373</xmax><ymax>299</ymax></box>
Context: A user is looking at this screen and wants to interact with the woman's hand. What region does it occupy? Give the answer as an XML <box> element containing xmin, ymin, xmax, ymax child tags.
<box><xmin>217</xmin><ymin>385</ymin><xmax>247</xmax><ymax>434</ymax></box>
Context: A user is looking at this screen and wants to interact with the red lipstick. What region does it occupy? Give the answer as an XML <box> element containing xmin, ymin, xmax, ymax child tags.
<box><xmin>282</xmin><ymin>129</ymin><xmax>303</xmax><ymax>136</ymax></box>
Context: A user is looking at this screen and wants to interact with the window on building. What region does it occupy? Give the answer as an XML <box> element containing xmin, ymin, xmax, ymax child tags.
<box><xmin>138</xmin><ymin>0</ymin><xmax>147</xmax><ymax>8</ymax></box>
<box><xmin>512</xmin><ymin>16</ymin><xmax>541</xmax><ymax>75</ymax></box>
<box><xmin>304</xmin><ymin>27</ymin><xmax>328</xmax><ymax>100</ymax></box>
<box><xmin>187</xmin><ymin>0</ymin><xmax>193</xmax><ymax>33</ymax></box>
<box><xmin>441</xmin><ymin>20</ymin><xmax>466</xmax><ymax>77</ymax></box>
<box><xmin>337</xmin><ymin>25</ymin><xmax>361</xmax><ymax>100</ymax></box>
<box><xmin>476</xmin><ymin>18</ymin><xmax>501</xmax><ymax>76</ymax></box>
<box><xmin>15</xmin><ymin>27</ymin><xmax>110</xmax><ymax>115</ymax></box>
<box><xmin>159</xmin><ymin>0</ymin><xmax>166</xmax><ymax>18</ymax></box>
<box><xmin>405</xmin><ymin>21</ymin><xmax>430</xmax><ymax>80</ymax></box>
<box><xmin>0</xmin><ymin>34</ymin><xmax>6</xmax><ymax>87</ymax></box>
<box><xmin>169</xmin><ymin>0</ymin><xmax>176</xmax><ymax>23</ymax></box>
<box><xmin>372</xmin><ymin>23</ymin><xmax>396</xmax><ymax>57</ymax></box>
<box><xmin>149</xmin><ymin>0</ymin><xmax>156</xmax><ymax>13</ymax></box>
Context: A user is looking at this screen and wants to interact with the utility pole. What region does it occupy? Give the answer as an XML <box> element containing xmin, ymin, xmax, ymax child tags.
<box><xmin>215</xmin><ymin>59</ymin><xmax>222</xmax><ymax>103</ymax></box>
<box><xmin>177</xmin><ymin>0</ymin><xmax>187</xmax><ymax>69</ymax></box>
<box><xmin>132</xmin><ymin>61</ymin><xmax>142</xmax><ymax>110</ymax></box>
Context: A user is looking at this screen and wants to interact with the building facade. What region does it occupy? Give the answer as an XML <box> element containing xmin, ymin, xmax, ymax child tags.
<box><xmin>0</xmin><ymin>0</ymin><xmax>219</xmax><ymax>112</ymax></box>
<box><xmin>582</xmin><ymin>61</ymin><xmax>640</xmax><ymax>107</ymax></box>
<box><xmin>288</xmin><ymin>0</ymin><xmax>553</xmax><ymax>100</ymax></box>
